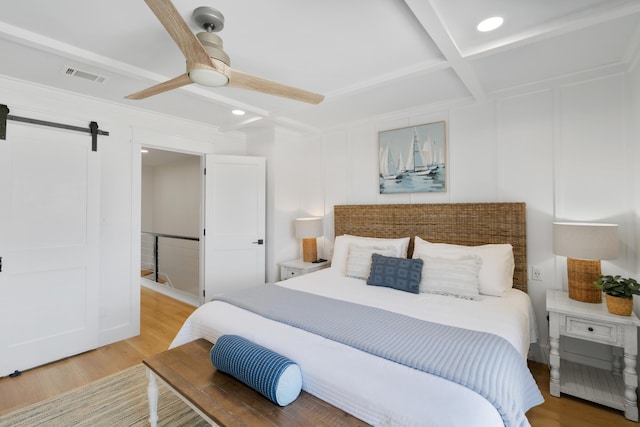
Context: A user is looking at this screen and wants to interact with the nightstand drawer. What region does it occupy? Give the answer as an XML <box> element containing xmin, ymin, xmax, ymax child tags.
<box><xmin>564</xmin><ymin>316</ymin><xmax>617</xmax><ymax>345</ymax></box>
<box><xmin>281</xmin><ymin>266</ymin><xmax>302</xmax><ymax>280</ymax></box>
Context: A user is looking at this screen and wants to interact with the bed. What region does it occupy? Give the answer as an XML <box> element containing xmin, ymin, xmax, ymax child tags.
<box><xmin>171</xmin><ymin>203</ymin><xmax>543</xmax><ymax>427</ymax></box>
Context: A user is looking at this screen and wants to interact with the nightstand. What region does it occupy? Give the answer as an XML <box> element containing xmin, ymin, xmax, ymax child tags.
<box><xmin>546</xmin><ymin>289</ymin><xmax>640</xmax><ymax>421</ymax></box>
<box><xmin>279</xmin><ymin>259</ymin><xmax>329</xmax><ymax>281</ymax></box>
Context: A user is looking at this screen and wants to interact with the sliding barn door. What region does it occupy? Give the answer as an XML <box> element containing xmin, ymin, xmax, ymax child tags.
<box><xmin>204</xmin><ymin>155</ymin><xmax>265</xmax><ymax>301</ymax></box>
<box><xmin>0</xmin><ymin>124</ymin><xmax>100</xmax><ymax>376</ymax></box>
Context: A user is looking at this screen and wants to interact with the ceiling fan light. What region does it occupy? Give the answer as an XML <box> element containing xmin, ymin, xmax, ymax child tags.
<box><xmin>477</xmin><ymin>16</ymin><xmax>504</xmax><ymax>32</ymax></box>
<box><xmin>189</xmin><ymin>68</ymin><xmax>229</xmax><ymax>87</ymax></box>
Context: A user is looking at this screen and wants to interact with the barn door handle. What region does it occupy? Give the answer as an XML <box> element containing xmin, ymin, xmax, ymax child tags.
<box><xmin>252</xmin><ymin>239</ymin><xmax>264</xmax><ymax>245</ymax></box>
<box><xmin>0</xmin><ymin>256</ymin><xmax>2</xmax><ymax>272</ymax></box>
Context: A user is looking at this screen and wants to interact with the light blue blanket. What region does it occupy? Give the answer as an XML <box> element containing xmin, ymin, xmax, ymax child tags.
<box><xmin>217</xmin><ymin>285</ymin><xmax>543</xmax><ymax>427</ymax></box>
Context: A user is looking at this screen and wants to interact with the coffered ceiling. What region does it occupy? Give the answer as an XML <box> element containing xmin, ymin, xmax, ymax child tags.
<box><xmin>1</xmin><ymin>0</ymin><xmax>639</xmax><ymax>133</ymax></box>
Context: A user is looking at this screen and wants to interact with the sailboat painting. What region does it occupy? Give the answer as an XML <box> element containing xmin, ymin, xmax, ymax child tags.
<box><xmin>378</xmin><ymin>121</ymin><xmax>446</xmax><ymax>194</ymax></box>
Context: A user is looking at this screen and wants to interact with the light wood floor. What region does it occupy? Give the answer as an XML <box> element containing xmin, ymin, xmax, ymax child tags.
<box><xmin>0</xmin><ymin>287</ymin><xmax>636</xmax><ymax>426</ymax></box>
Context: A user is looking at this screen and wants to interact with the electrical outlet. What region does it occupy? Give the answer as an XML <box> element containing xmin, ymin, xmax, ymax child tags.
<box><xmin>532</xmin><ymin>265</ymin><xmax>543</xmax><ymax>281</ymax></box>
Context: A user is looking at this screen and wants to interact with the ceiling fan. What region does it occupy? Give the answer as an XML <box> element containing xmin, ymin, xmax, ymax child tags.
<box><xmin>125</xmin><ymin>0</ymin><xmax>324</xmax><ymax>104</ymax></box>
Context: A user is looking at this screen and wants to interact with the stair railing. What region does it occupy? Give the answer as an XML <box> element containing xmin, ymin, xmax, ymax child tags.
<box><xmin>141</xmin><ymin>232</ymin><xmax>199</xmax><ymax>285</ymax></box>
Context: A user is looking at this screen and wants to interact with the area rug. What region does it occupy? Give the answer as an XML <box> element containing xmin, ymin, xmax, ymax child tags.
<box><xmin>0</xmin><ymin>365</ymin><xmax>209</xmax><ymax>426</ymax></box>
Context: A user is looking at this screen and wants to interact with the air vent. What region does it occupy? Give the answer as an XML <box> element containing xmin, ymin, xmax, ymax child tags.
<box><xmin>62</xmin><ymin>66</ymin><xmax>108</xmax><ymax>84</ymax></box>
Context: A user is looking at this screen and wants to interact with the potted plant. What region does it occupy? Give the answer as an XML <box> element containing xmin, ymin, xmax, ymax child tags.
<box><xmin>594</xmin><ymin>275</ymin><xmax>640</xmax><ymax>316</ymax></box>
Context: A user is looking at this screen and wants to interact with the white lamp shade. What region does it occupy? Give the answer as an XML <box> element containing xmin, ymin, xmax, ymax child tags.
<box><xmin>295</xmin><ymin>217</ymin><xmax>323</xmax><ymax>239</ymax></box>
<box><xmin>552</xmin><ymin>222</ymin><xmax>618</xmax><ymax>260</ymax></box>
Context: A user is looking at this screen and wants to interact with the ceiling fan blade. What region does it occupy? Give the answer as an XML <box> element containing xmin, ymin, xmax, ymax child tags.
<box><xmin>227</xmin><ymin>68</ymin><xmax>324</xmax><ymax>105</ymax></box>
<box><xmin>125</xmin><ymin>73</ymin><xmax>192</xmax><ymax>100</ymax></box>
<box><xmin>143</xmin><ymin>0</ymin><xmax>212</xmax><ymax>66</ymax></box>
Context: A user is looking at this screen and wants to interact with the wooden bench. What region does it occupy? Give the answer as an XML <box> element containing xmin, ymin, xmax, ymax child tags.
<box><xmin>143</xmin><ymin>338</ymin><xmax>368</xmax><ymax>426</ymax></box>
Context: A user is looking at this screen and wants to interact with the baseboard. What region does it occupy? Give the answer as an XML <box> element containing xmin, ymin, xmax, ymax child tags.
<box><xmin>141</xmin><ymin>279</ymin><xmax>200</xmax><ymax>307</ymax></box>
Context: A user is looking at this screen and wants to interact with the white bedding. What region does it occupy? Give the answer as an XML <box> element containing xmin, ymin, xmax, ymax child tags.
<box><xmin>171</xmin><ymin>268</ymin><xmax>538</xmax><ymax>427</ymax></box>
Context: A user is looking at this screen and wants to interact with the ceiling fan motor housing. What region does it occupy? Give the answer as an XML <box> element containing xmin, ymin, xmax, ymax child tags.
<box><xmin>196</xmin><ymin>32</ymin><xmax>230</xmax><ymax>66</ymax></box>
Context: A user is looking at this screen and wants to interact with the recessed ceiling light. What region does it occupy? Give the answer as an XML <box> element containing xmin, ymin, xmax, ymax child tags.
<box><xmin>141</xmin><ymin>149</ymin><xmax>149</xmax><ymax>153</ymax></box>
<box><xmin>232</xmin><ymin>109</ymin><xmax>245</xmax><ymax>116</ymax></box>
<box><xmin>477</xmin><ymin>16</ymin><xmax>503</xmax><ymax>32</ymax></box>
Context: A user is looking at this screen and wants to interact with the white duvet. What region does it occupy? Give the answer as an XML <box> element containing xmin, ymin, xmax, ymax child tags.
<box><xmin>171</xmin><ymin>268</ymin><xmax>538</xmax><ymax>427</ymax></box>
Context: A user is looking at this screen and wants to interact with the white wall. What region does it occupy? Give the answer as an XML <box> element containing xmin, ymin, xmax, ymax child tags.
<box><xmin>149</xmin><ymin>156</ymin><xmax>201</xmax><ymax>237</ymax></box>
<box><xmin>631</xmin><ymin>61</ymin><xmax>640</xmax><ymax>280</ymax></box>
<box><xmin>247</xmin><ymin>127</ymin><xmax>307</xmax><ymax>283</ymax></box>
<box><xmin>0</xmin><ymin>74</ymin><xmax>246</xmax><ymax>349</ymax></box>
<box><xmin>288</xmin><ymin>72</ymin><xmax>635</xmax><ymax>363</ymax></box>
<box><xmin>141</xmin><ymin>165</ymin><xmax>154</xmax><ymax>231</ymax></box>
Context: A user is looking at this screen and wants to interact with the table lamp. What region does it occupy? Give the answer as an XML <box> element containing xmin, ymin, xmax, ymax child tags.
<box><xmin>552</xmin><ymin>222</ymin><xmax>619</xmax><ymax>303</ymax></box>
<box><xmin>295</xmin><ymin>217</ymin><xmax>323</xmax><ymax>262</ymax></box>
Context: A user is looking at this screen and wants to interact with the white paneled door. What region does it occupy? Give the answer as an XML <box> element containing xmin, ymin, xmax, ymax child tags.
<box><xmin>204</xmin><ymin>155</ymin><xmax>265</xmax><ymax>301</ymax></box>
<box><xmin>0</xmin><ymin>124</ymin><xmax>100</xmax><ymax>376</ymax></box>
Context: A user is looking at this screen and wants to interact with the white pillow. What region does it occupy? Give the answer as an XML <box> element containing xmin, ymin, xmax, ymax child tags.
<box><xmin>413</xmin><ymin>236</ymin><xmax>514</xmax><ymax>297</ymax></box>
<box><xmin>331</xmin><ymin>235</ymin><xmax>410</xmax><ymax>276</ymax></box>
<box><xmin>416</xmin><ymin>254</ymin><xmax>482</xmax><ymax>300</ymax></box>
<box><xmin>345</xmin><ymin>246</ymin><xmax>398</xmax><ymax>279</ymax></box>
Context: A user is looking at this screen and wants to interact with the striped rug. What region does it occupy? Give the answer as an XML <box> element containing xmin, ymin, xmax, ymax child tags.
<box><xmin>0</xmin><ymin>365</ymin><xmax>208</xmax><ymax>426</ymax></box>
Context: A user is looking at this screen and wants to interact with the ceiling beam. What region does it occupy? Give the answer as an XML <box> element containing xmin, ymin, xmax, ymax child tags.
<box><xmin>325</xmin><ymin>60</ymin><xmax>450</xmax><ymax>99</ymax></box>
<box><xmin>464</xmin><ymin>1</ymin><xmax>640</xmax><ymax>60</ymax></box>
<box><xmin>403</xmin><ymin>0</ymin><xmax>486</xmax><ymax>103</ymax></box>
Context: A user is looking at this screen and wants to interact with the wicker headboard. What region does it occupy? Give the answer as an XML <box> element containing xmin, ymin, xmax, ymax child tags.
<box><xmin>334</xmin><ymin>203</ymin><xmax>527</xmax><ymax>293</ymax></box>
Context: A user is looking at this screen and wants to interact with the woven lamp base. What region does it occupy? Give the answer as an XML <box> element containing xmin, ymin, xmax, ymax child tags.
<box><xmin>302</xmin><ymin>237</ymin><xmax>318</xmax><ymax>262</ymax></box>
<box><xmin>567</xmin><ymin>258</ymin><xmax>602</xmax><ymax>303</ymax></box>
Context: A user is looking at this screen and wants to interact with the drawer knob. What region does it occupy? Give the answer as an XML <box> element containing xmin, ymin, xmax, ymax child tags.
<box><xmin>588</xmin><ymin>327</ymin><xmax>594</xmax><ymax>332</ymax></box>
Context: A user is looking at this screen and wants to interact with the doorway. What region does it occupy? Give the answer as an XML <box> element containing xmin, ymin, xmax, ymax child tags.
<box><xmin>140</xmin><ymin>147</ymin><xmax>202</xmax><ymax>306</ymax></box>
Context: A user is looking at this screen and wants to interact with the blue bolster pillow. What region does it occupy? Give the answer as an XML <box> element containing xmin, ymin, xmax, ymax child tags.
<box><xmin>210</xmin><ymin>335</ymin><xmax>302</xmax><ymax>406</ymax></box>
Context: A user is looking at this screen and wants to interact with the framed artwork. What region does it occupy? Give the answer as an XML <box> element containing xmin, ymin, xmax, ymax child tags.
<box><xmin>378</xmin><ymin>121</ymin><xmax>446</xmax><ymax>194</ymax></box>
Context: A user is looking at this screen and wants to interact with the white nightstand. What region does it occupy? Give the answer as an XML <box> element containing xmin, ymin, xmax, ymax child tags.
<box><xmin>279</xmin><ymin>259</ymin><xmax>329</xmax><ymax>281</ymax></box>
<box><xmin>546</xmin><ymin>289</ymin><xmax>640</xmax><ymax>421</ymax></box>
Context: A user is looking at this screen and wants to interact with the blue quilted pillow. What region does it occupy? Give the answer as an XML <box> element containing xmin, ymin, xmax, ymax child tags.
<box><xmin>366</xmin><ymin>253</ymin><xmax>423</xmax><ymax>294</ymax></box>
<box><xmin>210</xmin><ymin>335</ymin><xmax>302</xmax><ymax>406</ymax></box>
